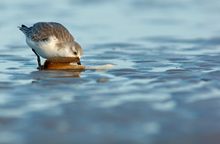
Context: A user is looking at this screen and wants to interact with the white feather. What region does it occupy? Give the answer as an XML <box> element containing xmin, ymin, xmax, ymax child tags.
<box><xmin>26</xmin><ymin>36</ymin><xmax>75</xmax><ymax>58</ymax></box>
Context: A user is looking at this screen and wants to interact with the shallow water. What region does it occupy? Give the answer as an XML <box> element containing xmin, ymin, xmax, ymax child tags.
<box><xmin>1</xmin><ymin>0</ymin><xmax>220</xmax><ymax>143</ymax></box>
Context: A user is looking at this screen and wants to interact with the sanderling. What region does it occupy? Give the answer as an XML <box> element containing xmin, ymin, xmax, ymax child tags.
<box><xmin>19</xmin><ymin>22</ymin><xmax>83</xmax><ymax>69</ymax></box>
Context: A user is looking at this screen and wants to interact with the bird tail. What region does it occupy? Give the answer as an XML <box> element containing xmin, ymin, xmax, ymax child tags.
<box><xmin>18</xmin><ymin>24</ymin><xmax>30</xmax><ymax>35</ymax></box>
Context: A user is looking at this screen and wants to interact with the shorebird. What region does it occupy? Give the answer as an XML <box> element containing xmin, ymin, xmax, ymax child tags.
<box><xmin>19</xmin><ymin>22</ymin><xmax>83</xmax><ymax>69</ymax></box>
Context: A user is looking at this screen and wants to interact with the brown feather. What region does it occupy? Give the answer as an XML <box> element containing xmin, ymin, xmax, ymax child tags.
<box><xmin>30</xmin><ymin>22</ymin><xmax>74</xmax><ymax>42</ymax></box>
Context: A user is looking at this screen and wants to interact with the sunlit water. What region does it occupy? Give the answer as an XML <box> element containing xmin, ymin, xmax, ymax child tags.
<box><xmin>1</xmin><ymin>0</ymin><xmax>220</xmax><ymax>143</ymax></box>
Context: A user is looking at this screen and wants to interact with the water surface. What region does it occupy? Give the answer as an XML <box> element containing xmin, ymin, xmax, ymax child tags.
<box><xmin>0</xmin><ymin>0</ymin><xmax>220</xmax><ymax>144</ymax></box>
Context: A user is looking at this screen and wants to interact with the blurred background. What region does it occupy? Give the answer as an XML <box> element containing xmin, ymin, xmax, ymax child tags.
<box><xmin>0</xmin><ymin>0</ymin><xmax>220</xmax><ymax>144</ymax></box>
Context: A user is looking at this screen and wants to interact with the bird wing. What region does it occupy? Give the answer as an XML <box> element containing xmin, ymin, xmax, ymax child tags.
<box><xmin>30</xmin><ymin>22</ymin><xmax>74</xmax><ymax>42</ymax></box>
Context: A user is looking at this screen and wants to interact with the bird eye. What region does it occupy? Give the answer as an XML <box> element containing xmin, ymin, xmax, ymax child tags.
<box><xmin>74</xmin><ymin>52</ymin><xmax>77</xmax><ymax>55</ymax></box>
<box><xmin>42</xmin><ymin>38</ymin><xmax>48</xmax><ymax>41</ymax></box>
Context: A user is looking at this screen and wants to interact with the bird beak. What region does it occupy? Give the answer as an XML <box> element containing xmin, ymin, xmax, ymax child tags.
<box><xmin>77</xmin><ymin>61</ymin><xmax>81</xmax><ymax>65</ymax></box>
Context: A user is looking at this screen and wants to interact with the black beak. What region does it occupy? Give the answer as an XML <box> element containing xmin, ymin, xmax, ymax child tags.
<box><xmin>77</xmin><ymin>61</ymin><xmax>81</xmax><ymax>65</ymax></box>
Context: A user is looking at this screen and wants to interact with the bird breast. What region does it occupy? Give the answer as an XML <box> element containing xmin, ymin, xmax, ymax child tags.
<box><xmin>26</xmin><ymin>36</ymin><xmax>75</xmax><ymax>58</ymax></box>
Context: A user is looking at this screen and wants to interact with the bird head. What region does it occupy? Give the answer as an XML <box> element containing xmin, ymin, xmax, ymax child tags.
<box><xmin>71</xmin><ymin>42</ymin><xmax>83</xmax><ymax>58</ymax></box>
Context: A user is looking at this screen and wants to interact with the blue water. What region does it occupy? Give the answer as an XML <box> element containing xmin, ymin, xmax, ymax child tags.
<box><xmin>0</xmin><ymin>0</ymin><xmax>220</xmax><ymax>143</ymax></box>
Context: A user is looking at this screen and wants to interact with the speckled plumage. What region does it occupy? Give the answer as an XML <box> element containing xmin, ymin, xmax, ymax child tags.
<box><xmin>19</xmin><ymin>22</ymin><xmax>83</xmax><ymax>56</ymax></box>
<box><xmin>24</xmin><ymin>22</ymin><xmax>74</xmax><ymax>42</ymax></box>
<box><xmin>19</xmin><ymin>22</ymin><xmax>83</xmax><ymax>69</ymax></box>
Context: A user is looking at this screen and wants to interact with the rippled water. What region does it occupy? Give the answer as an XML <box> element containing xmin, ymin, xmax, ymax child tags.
<box><xmin>1</xmin><ymin>0</ymin><xmax>220</xmax><ymax>143</ymax></box>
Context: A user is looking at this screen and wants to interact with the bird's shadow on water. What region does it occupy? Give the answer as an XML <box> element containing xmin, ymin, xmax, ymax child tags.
<box><xmin>27</xmin><ymin>68</ymin><xmax>111</xmax><ymax>86</ymax></box>
<box><xmin>32</xmin><ymin>69</ymin><xmax>83</xmax><ymax>78</ymax></box>
<box><xmin>28</xmin><ymin>69</ymin><xmax>86</xmax><ymax>86</ymax></box>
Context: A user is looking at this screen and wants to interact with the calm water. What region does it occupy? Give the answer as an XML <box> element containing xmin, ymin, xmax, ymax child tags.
<box><xmin>1</xmin><ymin>0</ymin><xmax>220</xmax><ymax>143</ymax></box>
